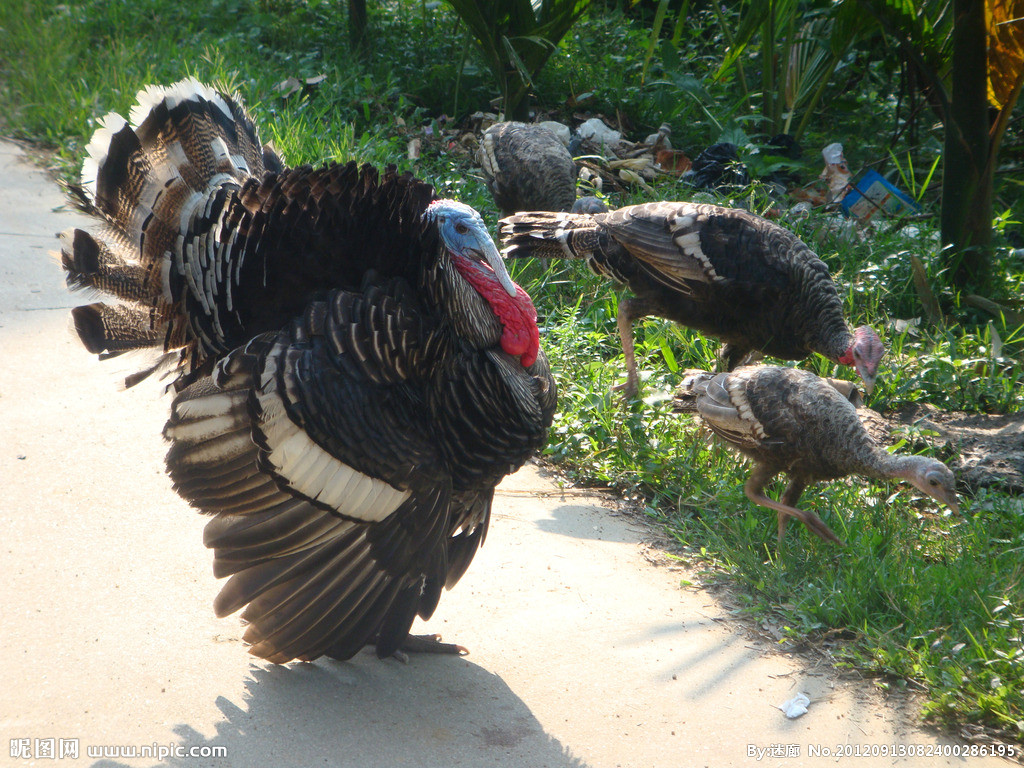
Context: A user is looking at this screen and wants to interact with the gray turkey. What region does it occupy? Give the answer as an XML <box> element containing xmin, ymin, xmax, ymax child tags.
<box><xmin>59</xmin><ymin>78</ymin><xmax>556</xmax><ymax>663</ymax></box>
<box><xmin>822</xmin><ymin>377</ymin><xmax>893</xmax><ymax>446</ymax></box>
<box><xmin>476</xmin><ymin>121</ymin><xmax>580</xmax><ymax>215</ymax></box>
<box><xmin>673</xmin><ymin>366</ymin><xmax>958</xmax><ymax>546</ymax></box>
<box><xmin>500</xmin><ymin>202</ymin><xmax>884</xmax><ymax>399</ymax></box>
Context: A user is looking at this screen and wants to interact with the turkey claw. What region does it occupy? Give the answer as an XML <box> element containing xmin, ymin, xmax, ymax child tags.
<box><xmin>611</xmin><ymin>380</ymin><xmax>640</xmax><ymax>401</ymax></box>
<box><xmin>400</xmin><ymin>633</ymin><xmax>469</xmax><ymax>656</ymax></box>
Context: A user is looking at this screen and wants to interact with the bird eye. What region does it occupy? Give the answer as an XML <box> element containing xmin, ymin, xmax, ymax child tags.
<box><xmin>455</xmin><ymin>222</ymin><xmax>469</xmax><ymax>235</ymax></box>
<box><xmin>929</xmin><ymin>478</ymin><xmax>939</xmax><ymax>486</ymax></box>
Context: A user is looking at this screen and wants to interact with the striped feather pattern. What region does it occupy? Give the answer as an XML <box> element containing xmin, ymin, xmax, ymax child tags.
<box><xmin>63</xmin><ymin>79</ymin><xmax>285</xmax><ymax>380</ymax></box>
<box><xmin>71</xmin><ymin>302</ymin><xmax>161</xmax><ymax>357</ymax></box>
<box><xmin>673</xmin><ymin>366</ymin><xmax>958</xmax><ymax>544</ymax></box>
<box><xmin>61</xmin><ymin>79</ymin><xmax>557</xmax><ymax>663</ymax></box>
<box><xmin>501</xmin><ymin>202</ymin><xmax>882</xmax><ymax>396</ymax></box>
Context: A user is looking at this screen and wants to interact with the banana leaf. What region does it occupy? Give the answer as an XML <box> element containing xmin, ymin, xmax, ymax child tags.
<box><xmin>444</xmin><ymin>0</ymin><xmax>591</xmax><ymax>118</ymax></box>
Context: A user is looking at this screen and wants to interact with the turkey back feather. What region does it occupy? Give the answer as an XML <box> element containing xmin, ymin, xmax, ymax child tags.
<box><xmin>476</xmin><ymin>122</ymin><xmax>577</xmax><ymax>215</ymax></box>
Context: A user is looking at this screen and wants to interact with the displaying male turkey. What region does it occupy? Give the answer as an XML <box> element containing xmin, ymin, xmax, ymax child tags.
<box><xmin>59</xmin><ymin>78</ymin><xmax>556</xmax><ymax>663</ymax></box>
<box><xmin>476</xmin><ymin>121</ymin><xmax>579</xmax><ymax>215</ymax></box>
<box><xmin>673</xmin><ymin>366</ymin><xmax>958</xmax><ymax>545</ymax></box>
<box><xmin>500</xmin><ymin>202</ymin><xmax>884</xmax><ymax>398</ymax></box>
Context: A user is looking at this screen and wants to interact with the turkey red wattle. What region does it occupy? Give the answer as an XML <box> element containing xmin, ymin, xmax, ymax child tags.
<box><xmin>451</xmin><ymin>255</ymin><xmax>540</xmax><ymax>367</ymax></box>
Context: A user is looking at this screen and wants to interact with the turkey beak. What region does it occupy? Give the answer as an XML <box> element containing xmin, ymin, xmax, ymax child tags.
<box><xmin>939</xmin><ymin>488</ymin><xmax>960</xmax><ymax>516</ymax></box>
<box><xmin>857</xmin><ymin>366</ymin><xmax>877</xmax><ymax>397</ymax></box>
<box><xmin>477</xmin><ymin>232</ymin><xmax>518</xmax><ymax>297</ymax></box>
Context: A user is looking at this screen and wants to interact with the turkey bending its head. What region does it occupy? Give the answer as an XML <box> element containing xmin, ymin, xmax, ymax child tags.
<box><xmin>835</xmin><ymin>325</ymin><xmax>885</xmax><ymax>396</ymax></box>
<box><xmin>674</xmin><ymin>365</ymin><xmax>957</xmax><ymax>546</ymax></box>
<box><xmin>499</xmin><ymin>201</ymin><xmax>885</xmax><ymax>400</ymax></box>
<box><xmin>425</xmin><ymin>199</ymin><xmax>539</xmax><ymax>367</ymax></box>
<box><xmin>476</xmin><ymin>121</ymin><xmax>578</xmax><ymax>216</ymax></box>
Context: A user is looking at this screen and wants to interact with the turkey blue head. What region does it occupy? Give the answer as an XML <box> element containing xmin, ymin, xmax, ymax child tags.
<box><xmin>426</xmin><ymin>199</ymin><xmax>540</xmax><ymax>367</ymax></box>
<box><xmin>837</xmin><ymin>325</ymin><xmax>884</xmax><ymax>396</ymax></box>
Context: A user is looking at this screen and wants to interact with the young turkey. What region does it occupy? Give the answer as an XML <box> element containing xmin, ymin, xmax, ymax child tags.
<box><xmin>59</xmin><ymin>79</ymin><xmax>557</xmax><ymax>663</ymax></box>
<box><xmin>822</xmin><ymin>377</ymin><xmax>893</xmax><ymax>447</ymax></box>
<box><xmin>476</xmin><ymin>121</ymin><xmax>579</xmax><ymax>216</ymax></box>
<box><xmin>673</xmin><ymin>366</ymin><xmax>959</xmax><ymax>546</ymax></box>
<box><xmin>500</xmin><ymin>202</ymin><xmax>884</xmax><ymax>398</ymax></box>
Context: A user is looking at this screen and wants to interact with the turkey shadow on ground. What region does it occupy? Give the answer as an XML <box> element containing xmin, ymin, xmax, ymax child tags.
<box><xmin>529</xmin><ymin>503</ymin><xmax>646</xmax><ymax>544</ymax></box>
<box><xmin>88</xmin><ymin>654</ymin><xmax>589</xmax><ymax>768</ymax></box>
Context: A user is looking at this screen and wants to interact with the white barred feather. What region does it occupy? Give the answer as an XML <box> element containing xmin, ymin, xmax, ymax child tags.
<box><xmin>81</xmin><ymin>113</ymin><xmax>129</xmax><ymax>199</ymax></box>
<box><xmin>255</xmin><ymin>383</ymin><xmax>412</xmax><ymax>522</ymax></box>
<box><xmin>128</xmin><ymin>78</ymin><xmax>234</xmax><ymax>129</ymax></box>
<box><xmin>727</xmin><ymin>373</ymin><xmax>767</xmax><ymax>439</ymax></box>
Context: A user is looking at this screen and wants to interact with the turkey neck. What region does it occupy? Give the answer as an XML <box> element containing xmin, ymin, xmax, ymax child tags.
<box><xmin>450</xmin><ymin>255</ymin><xmax>539</xmax><ymax>367</ymax></box>
<box><xmin>794</xmin><ymin>263</ymin><xmax>853</xmax><ymax>362</ymax></box>
<box><xmin>844</xmin><ymin>437</ymin><xmax>920</xmax><ymax>482</ymax></box>
<box><xmin>433</xmin><ymin>253</ymin><xmax>502</xmax><ymax>347</ymax></box>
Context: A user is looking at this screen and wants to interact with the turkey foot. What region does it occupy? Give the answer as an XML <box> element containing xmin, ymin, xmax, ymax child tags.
<box><xmin>611</xmin><ymin>378</ymin><xmax>640</xmax><ymax>400</ymax></box>
<box><xmin>389</xmin><ymin>634</ymin><xmax>469</xmax><ymax>663</ymax></box>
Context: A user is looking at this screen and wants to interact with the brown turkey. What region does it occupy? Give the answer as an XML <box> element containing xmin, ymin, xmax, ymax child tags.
<box><xmin>476</xmin><ymin>121</ymin><xmax>579</xmax><ymax>215</ymax></box>
<box><xmin>500</xmin><ymin>202</ymin><xmax>884</xmax><ymax>398</ymax></box>
<box><xmin>59</xmin><ymin>78</ymin><xmax>556</xmax><ymax>663</ymax></box>
<box><xmin>822</xmin><ymin>377</ymin><xmax>893</xmax><ymax>446</ymax></box>
<box><xmin>673</xmin><ymin>366</ymin><xmax>959</xmax><ymax>545</ymax></box>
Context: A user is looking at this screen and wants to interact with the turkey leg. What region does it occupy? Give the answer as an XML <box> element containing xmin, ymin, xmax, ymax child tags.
<box><xmin>719</xmin><ymin>343</ymin><xmax>763</xmax><ymax>371</ymax></box>
<box><xmin>611</xmin><ymin>297</ymin><xmax>652</xmax><ymax>399</ymax></box>
<box><xmin>743</xmin><ymin>466</ymin><xmax>844</xmax><ymax>546</ymax></box>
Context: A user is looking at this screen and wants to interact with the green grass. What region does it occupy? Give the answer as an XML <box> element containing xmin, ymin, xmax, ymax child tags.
<box><xmin>2</xmin><ymin>0</ymin><xmax>1022</xmax><ymax>748</ymax></box>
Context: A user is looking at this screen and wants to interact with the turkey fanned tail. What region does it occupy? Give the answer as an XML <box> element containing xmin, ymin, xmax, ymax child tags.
<box><xmin>60</xmin><ymin>79</ymin><xmax>285</xmax><ymax>384</ymax></box>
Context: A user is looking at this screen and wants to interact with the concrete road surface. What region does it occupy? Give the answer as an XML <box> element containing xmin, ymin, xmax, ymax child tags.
<box><xmin>0</xmin><ymin>139</ymin><xmax>1015</xmax><ymax>767</ymax></box>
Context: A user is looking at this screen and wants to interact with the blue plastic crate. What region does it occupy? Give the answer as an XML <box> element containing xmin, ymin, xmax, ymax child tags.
<box><xmin>840</xmin><ymin>169</ymin><xmax>920</xmax><ymax>221</ymax></box>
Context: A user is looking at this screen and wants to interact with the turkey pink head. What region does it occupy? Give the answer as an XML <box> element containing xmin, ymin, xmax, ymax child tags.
<box><xmin>426</xmin><ymin>199</ymin><xmax>540</xmax><ymax>367</ymax></box>
<box><xmin>837</xmin><ymin>325</ymin><xmax>884</xmax><ymax>396</ymax></box>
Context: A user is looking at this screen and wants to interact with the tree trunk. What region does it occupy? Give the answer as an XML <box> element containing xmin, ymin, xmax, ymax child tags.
<box><xmin>349</xmin><ymin>0</ymin><xmax>368</xmax><ymax>55</ymax></box>
<box><xmin>504</xmin><ymin>74</ymin><xmax>532</xmax><ymax>121</ymax></box>
<box><xmin>939</xmin><ymin>0</ymin><xmax>992</xmax><ymax>292</ymax></box>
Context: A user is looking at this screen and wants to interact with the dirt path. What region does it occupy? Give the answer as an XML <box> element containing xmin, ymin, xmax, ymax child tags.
<box><xmin>0</xmin><ymin>139</ymin><xmax>1015</xmax><ymax>767</ymax></box>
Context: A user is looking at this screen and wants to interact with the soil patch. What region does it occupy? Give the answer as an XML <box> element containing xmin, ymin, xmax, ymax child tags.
<box><xmin>889</xmin><ymin>405</ymin><xmax>1024</xmax><ymax>494</ymax></box>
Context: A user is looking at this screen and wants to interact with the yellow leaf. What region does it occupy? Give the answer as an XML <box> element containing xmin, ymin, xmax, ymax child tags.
<box><xmin>987</xmin><ymin>0</ymin><xmax>1024</xmax><ymax>108</ymax></box>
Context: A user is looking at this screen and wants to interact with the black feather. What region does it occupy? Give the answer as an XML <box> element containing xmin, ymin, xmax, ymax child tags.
<box><xmin>61</xmin><ymin>79</ymin><xmax>556</xmax><ymax>663</ymax></box>
<box><xmin>501</xmin><ymin>202</ymin><xmax>881</xmax><ymax>397</ymax></box>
